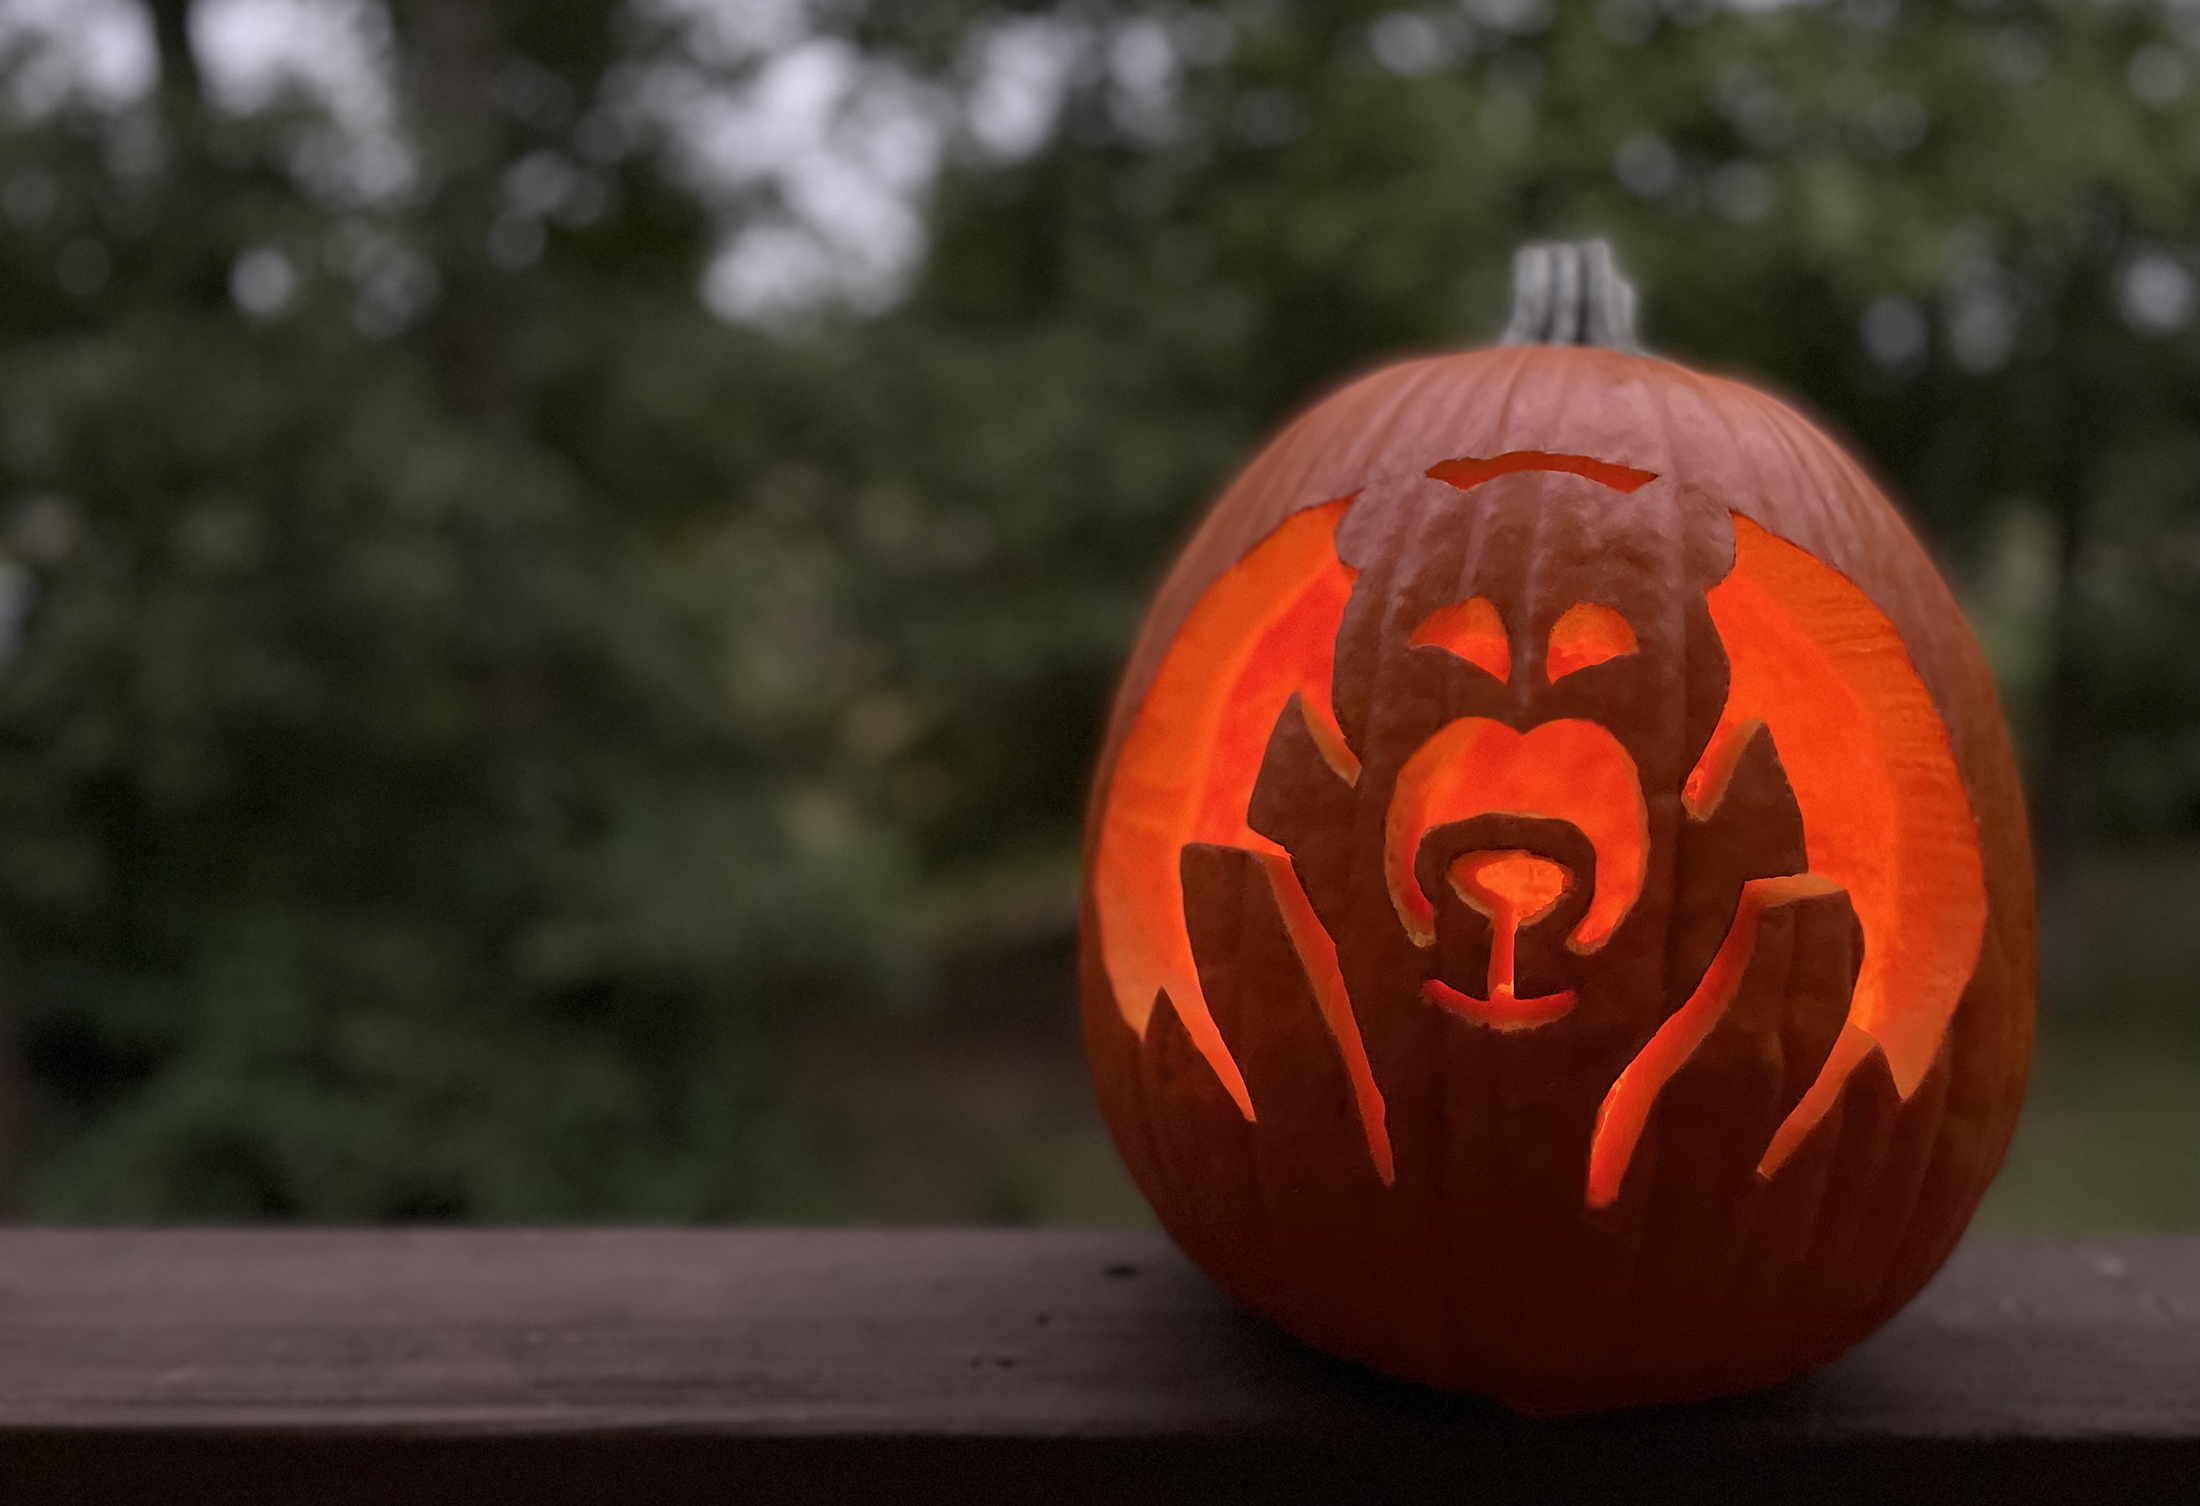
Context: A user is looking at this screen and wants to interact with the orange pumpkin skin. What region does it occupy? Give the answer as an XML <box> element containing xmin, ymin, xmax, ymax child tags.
<box><xmin>1080</xmin><ymin>341</ymin><xmax>2034</xmax><ymax>1414</ymax></box>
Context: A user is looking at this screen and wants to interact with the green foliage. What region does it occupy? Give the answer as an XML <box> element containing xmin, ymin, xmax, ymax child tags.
<box><xmin>0</xmin><ymin>0</ymin><xmax>2196</xmax><ymax>1218</ymax></box>
<box><xmin>0</xmin><ymin>0</ymin><xmax>905</xmax><ymax>1215</ymax></box>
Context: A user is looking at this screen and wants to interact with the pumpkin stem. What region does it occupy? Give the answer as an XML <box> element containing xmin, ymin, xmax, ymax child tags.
<box><xmin>1501</xmin><ymin>240</ymin><xmax>1641</xmax><ymax>352</ymax></box>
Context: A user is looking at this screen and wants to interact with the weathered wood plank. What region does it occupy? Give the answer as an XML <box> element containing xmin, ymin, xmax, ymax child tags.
<box><xmin>0</xmin><ymin>1230</ymin><xmax>2194</xmax><ymax>1503</ymax></box>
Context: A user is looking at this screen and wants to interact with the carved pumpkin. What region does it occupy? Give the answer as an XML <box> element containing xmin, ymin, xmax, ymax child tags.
<box><xmin>1080</xmin><ymin>243</ymin><xmax>2034</xmax><ymax>1413</ymax></box>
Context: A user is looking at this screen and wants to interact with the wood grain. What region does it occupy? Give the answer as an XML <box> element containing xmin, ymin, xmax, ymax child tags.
<box><xmin>0</xmin><ymin>1230</ymin><xmax>2193</xmax><ymax>1503</ymax></box>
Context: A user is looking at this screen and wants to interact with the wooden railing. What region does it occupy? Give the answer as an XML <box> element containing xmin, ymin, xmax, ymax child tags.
<box><xmin>0</xmin><ymin>1229</ymin><xmax>2194</xmax><ymax>1503</ymax></box>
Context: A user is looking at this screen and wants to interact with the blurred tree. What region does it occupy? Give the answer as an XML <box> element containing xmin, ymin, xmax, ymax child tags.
<box><xmin>0</xmin><ymin>0</ymin><xmax>2194</xmax><ymax>1219</ymax></box>
<box><xmin>0</xmin><ymin>0</ymin><xmax>926</xmax><ymax>1216</ymax></box>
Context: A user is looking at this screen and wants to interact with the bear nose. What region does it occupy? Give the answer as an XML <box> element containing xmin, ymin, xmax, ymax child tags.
<box><xmin>1423</xmin><ymin>848</ymin><xmax>1580</xmax><ymax>1031</ymax></box>
<box><xmin>1448</xmin><ymin>849</ymin><xmax>1572</xmax><ymax>924</ymax></box>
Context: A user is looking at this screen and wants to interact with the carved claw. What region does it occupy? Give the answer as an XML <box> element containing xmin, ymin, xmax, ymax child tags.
<box><xmin>1587</xmin><ymin>872</ymin><xmax>1843</xmax><ymax>1209</ymax></box>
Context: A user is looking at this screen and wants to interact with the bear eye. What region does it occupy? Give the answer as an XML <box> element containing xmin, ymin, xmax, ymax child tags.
<box><xmin>1547</xmin><ymin>602</ymin><xmax>1637</xmax><ymax>681</ymax></box>
<box><xmin>1410</xmin><ymin>596</ymin><xmax>1509</xmax><ymax>683</ymax></box>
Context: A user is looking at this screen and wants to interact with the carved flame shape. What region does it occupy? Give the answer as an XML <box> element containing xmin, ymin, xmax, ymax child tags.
<box><xmin>1091</xmin><ymin>499</ymin><xmax>1391</xmax><ymax>1179</ymax></box>
<box><xmin>1687</xmin><ymin>514</ymin><xmax>1987</xmax><ymax>1175</ymax></box>
<box><xmin>1093</xmin><ymin>457</ymin><xmax>1986</xmax><ymax>1206</ymax></box>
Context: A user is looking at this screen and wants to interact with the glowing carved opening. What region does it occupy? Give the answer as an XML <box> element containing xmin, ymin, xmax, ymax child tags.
<box><xmin>1095</xmin><ymin>499</ymin><xmax>1393</xmax><ymax>1182</ymax></box>
<box><xmin>1423</xmin><ymin>851</ymin><xmax>1578</xmax><ymax>1029</ymax></box>
<box><xmin>1410</xmin><ymin>597</ymin><xmax>1509</xmax><ymax>681</ymax></box>
<box><xmin>1587</xmin><ymin>873</ymin><xmax>1842</xmax><ymax>1209</ymax></box>
<box><xmin>1453</xmin><ymin>849</ymin><xmax>1570</xmax><ymax>922</ymax></box>
<box><xmin>1683</xmin><ymin>514</ymin><xmax>1986</xmax><ymax>1171</ymax></box>
<box><xmin>1546</xmin><ymin>602</ymin><xmax>1637</xmax><ymax>681</ymax></box>
<box><xmin>1426</xmin><ymin>451</ymin><xmax>1659</xmax><ymax>495</ymax></box>
<box><xmin>1386</xmin><ymin>718</ymin><xmax>1646</xmax><ymax>952</ymax></box>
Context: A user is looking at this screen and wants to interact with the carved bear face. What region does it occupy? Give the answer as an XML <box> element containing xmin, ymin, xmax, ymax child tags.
<box><xmin>1079</xmin><ymin>342</ymin><xmax>2031</xmax><ymax>1411</ymax></box>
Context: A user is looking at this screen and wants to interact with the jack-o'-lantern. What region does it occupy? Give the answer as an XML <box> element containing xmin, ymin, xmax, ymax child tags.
<box><xmin>1080</xmin><ymin>242</ymin><xmax>2033</xmax><ymax>1414</ymax></box>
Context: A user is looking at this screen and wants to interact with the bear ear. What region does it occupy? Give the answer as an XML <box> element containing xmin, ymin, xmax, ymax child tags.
<box><xmin>1546</xmin><ymin>602</ymin><xmax>1637</xmax><ymax>681</ymax></box>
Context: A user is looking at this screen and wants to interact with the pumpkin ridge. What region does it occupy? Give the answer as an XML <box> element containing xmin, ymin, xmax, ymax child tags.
<box><xmin>1852</xmin><ymin>1034</ymin><xmax>1957</xmax><ymax>1313</ymax></box>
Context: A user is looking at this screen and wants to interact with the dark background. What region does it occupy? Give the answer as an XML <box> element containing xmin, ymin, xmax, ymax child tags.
<box><xmin>0</xmin><ymin>0</ymin><xmax>2189</xmax><ymax>1230</ymax></box>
